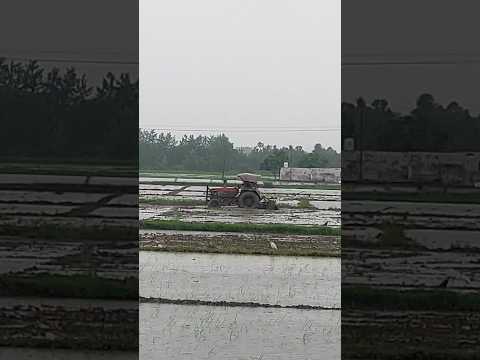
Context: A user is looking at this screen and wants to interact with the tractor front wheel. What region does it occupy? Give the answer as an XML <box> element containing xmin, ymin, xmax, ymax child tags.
<box><xmin>238</xmin><ymin>192</ymin><xmax>260</xmax><ymax>208</ymax></box>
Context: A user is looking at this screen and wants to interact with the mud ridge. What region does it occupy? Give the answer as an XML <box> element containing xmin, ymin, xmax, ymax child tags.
<box><xmin>139</xmin><ymin>296</ymin><xmax>340</xmax><ymax>311</ymax></box>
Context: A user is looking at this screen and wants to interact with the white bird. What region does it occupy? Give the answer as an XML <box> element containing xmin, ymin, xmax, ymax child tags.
<box><xmin>269</xmin><ymin>241</ymin><xmax>278</xmax><ymax>250</ymax></box>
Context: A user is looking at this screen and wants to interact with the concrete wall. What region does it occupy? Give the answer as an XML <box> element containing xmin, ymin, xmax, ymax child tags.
<box><xmin>343</xmin><ymin>151</ymin><xmax>480</xmax><ymax>186</ymax></box>
<box><xmin>280</xmin><ymin>167</ymin><xmax>341</xmax><ymax>183</ymax></box>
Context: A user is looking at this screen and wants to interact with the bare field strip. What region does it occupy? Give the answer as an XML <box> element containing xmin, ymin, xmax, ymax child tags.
<box><xmin>140</xmin><ymin>229</ymin><xmax>339</xmax><ymax>257</ymax></box>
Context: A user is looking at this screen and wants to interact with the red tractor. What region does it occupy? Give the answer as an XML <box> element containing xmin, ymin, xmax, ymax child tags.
<box><xmin>206</xmin><ymin>173</ymin><xmax>277</xmax><ymax>209</ymax></box>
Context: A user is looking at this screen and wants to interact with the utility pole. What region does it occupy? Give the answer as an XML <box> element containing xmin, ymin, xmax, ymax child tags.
<box><xmin>359</xmin><ymin>107</ymin><xmax>365</xmax><ymax>182</ymax></box>
<box><xmin>221</xmin><ymin>135</ymin><xmax>227</xmax><ymax>181</ymax></box>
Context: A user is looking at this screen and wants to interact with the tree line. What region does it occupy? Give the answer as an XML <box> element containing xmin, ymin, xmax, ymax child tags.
<box><xmin>139</xmin><ymin>129</ymin><xmax>341</xmax><ymax>175</ymax></box>
<box><xmin>342</xmin><ymin>94</ymin><xmax>480</xmax><ymax>152</ymax></box>
<box><xmin>0</xmin><ymin>60</ymin><xmax>138</xmax><ymax>162</ymax></box>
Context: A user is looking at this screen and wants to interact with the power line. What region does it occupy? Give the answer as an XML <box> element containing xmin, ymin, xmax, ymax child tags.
<box><xmin>343</xmin><ymin>52</ymin><xmax>480</xmax><ymax>57</ymax></box>
<box><xmin>143</xmin><ymin>124</ymin><xmax>339</xmax><ymax>129</ymax></box>
<box><xmin>0</xmin><ymin>48</ymin><xmax>137</xmax><ymax>57</ymax></box>
<box><xmin>143</xmin><ymin>127</ymin><xmax>340</xmax><ymax>133</ymax></box>
<box><xmin>342</xmin><ymin>58</ymin><xmax>480</xmax><ymax>67</ymax></box>
<box><xmin>0</xmin><ymin>55</ymin><xmax>138</xmax><ymax>66</ymax></box>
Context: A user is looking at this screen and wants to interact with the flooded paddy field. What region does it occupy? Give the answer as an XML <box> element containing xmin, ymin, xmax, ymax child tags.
<box><xmin>0</xmin><ymin>173</ymin><xmax>138</xmax><ymax>351</ymax></box>
<box><xmin>140</xmin><ymin>204</ymin><xmax>340</xmax><ymax>226</ymax></box>
<box><xmin>342</xmin><ymin>192</ymin><xmax>480</xmax><ymax>358</ymax></box>
<box><xmin>0</xmin><ymin>297</ymin><xmax>138</xmax><ymax>350</ymax></box>
<box><xmin>139</xmin><ymin>182</ymin><xmax>340</xmax><ymax>233</ymax></box>
<box><xmin>140</xmin><ymin>250</ymin><xmax>340</xmax><ymax>360</ymax></box>
<box><xmin>140</xmin><ymin>251</ymin><xmax>340</xmax><ymax>308</ymax></box>
<box><xmin>0</xmin><ymin>233</ymin><xmax>138</xmax><ymax>349</ymax></box>
<box><xmin>0</xmin><ymin>176</ymin><xmax>138</xmax><ymax>296</ymax></box>
<box><xmin>0</xmin><ymin>236</ymin><xmax>138</xmax><ymax>281</ymax></box>
<box><xmin>141</xmin><ymin>302</ymin><xmax>340</xmax><ymax>360</ymax></box>
<box><xmin>0</xmin><ymin>174</ymin><xmax>138</xmax><ymax>230</ymax></box>
<box><xmin>343</xmin><ymin>247</ymin><xmax>480</xmax><ymax>290</ymax></box>
<box><xmin>343</xmin><ymin>200</ymin><xmax>480</xmax><ymax>230</ymax></box>
<box><xmin>138</xmin><ymin>176</ymin><xmax>341</xmax><ymax>358</ymax></box>
<box><xmin>343</xmin><ymin>309</ymin><xmax>480</xmax><ymax>359</ymax></box>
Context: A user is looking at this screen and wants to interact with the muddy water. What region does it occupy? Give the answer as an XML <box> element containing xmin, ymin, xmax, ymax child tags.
<box><xmin>140</xmin><ymin>252</ymin><xmax>340</xmax><ymax>308</ymax></box>
<box><xmin>140</xmin><ymin>302</ymin><xmax>340</xmax><ymax>360</ymax></box>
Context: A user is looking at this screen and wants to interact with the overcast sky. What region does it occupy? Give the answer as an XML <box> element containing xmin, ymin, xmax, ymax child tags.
<box><xmin>0</xmin><ymin>1</ymin><xmax>138</xmax><ymax>86</ymax></box>
<box><xmin>3</xmin><ymin>1</ymin><xmax>477</xmax><ymax>151</ymax></box>
<box><xmin>343</xmin><ymin>0</ymin><xmax>480</xmax><ymax>115</ymax></box>
<box><xmin>140</xmin><ymin>0</ymin><xmax>340</xmax><ymax>151</ymax></box>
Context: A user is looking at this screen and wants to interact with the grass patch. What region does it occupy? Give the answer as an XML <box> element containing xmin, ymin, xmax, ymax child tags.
<box><xmin>378</xmin><ymin>223</ymin><xmax>416</xmax><ymax>247</ymax></box>
<box><xmin>141</xmin><ymin>233</ymin><xmax>340</xmax><ymax>257</ymax></box>
<box><xmin>141</xmin><ymin>243</ymin><xmax>339</xmax><ymax>257</ymax></box>
<box><xmin>0</xmin><ymin>274</ymin><xmax>138</xmax><ymax>299</ymax></box>
<box><xmin>343</xmin><ymin>286</ymin><xmax>480</xmax><ymax>311</ymax></box>
<box><xmin>140</xmin><ymin>197</ymin><xmax>205</xmax><ymax>206</ymax></box>
<box><xmin>297</xmin><ymin>198</ymin><xmax>315</xmax><ymax>209</ymax></box>
<box><xmin>141</xmin><ymin>219</ymin><xmax>340</xmax><ymax>236</ymax></box>
<box><xmin>141</xmin><ymin>230</ymin><xmax>340</xmax><ymax>256</ymax></box>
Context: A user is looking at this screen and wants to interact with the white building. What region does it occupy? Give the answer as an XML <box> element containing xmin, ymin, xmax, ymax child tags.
<box><xmin>280</xmin><ymin>167</ymin><xmax>341</xmax><ymax>183</ymax></box>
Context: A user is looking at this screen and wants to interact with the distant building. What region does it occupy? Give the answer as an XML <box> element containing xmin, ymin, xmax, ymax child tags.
<box><xmin>280</xmin><ymin>167</ymin><xmax>341</xmax><ymax>183</ymax></box>
<box><xmin>343</xmin><ymin>151</ymin><xmax>480</xmax><ymax>187</ymax></box>
<box><xmin>237</xmin><ymin>146</ymin><xmax>253</xmax><ymax>155</ymax></box>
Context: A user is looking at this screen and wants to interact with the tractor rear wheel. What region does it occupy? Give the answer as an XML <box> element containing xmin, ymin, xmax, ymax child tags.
<box><xmin>208</xmin><ymin>199</ymin><xmax>220</xmax><ymax>208</ymax></box>
<box><xmin>238</xmin><ymin>191</ymin><xmax>260</xmax><ymax>208</ymax></box>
